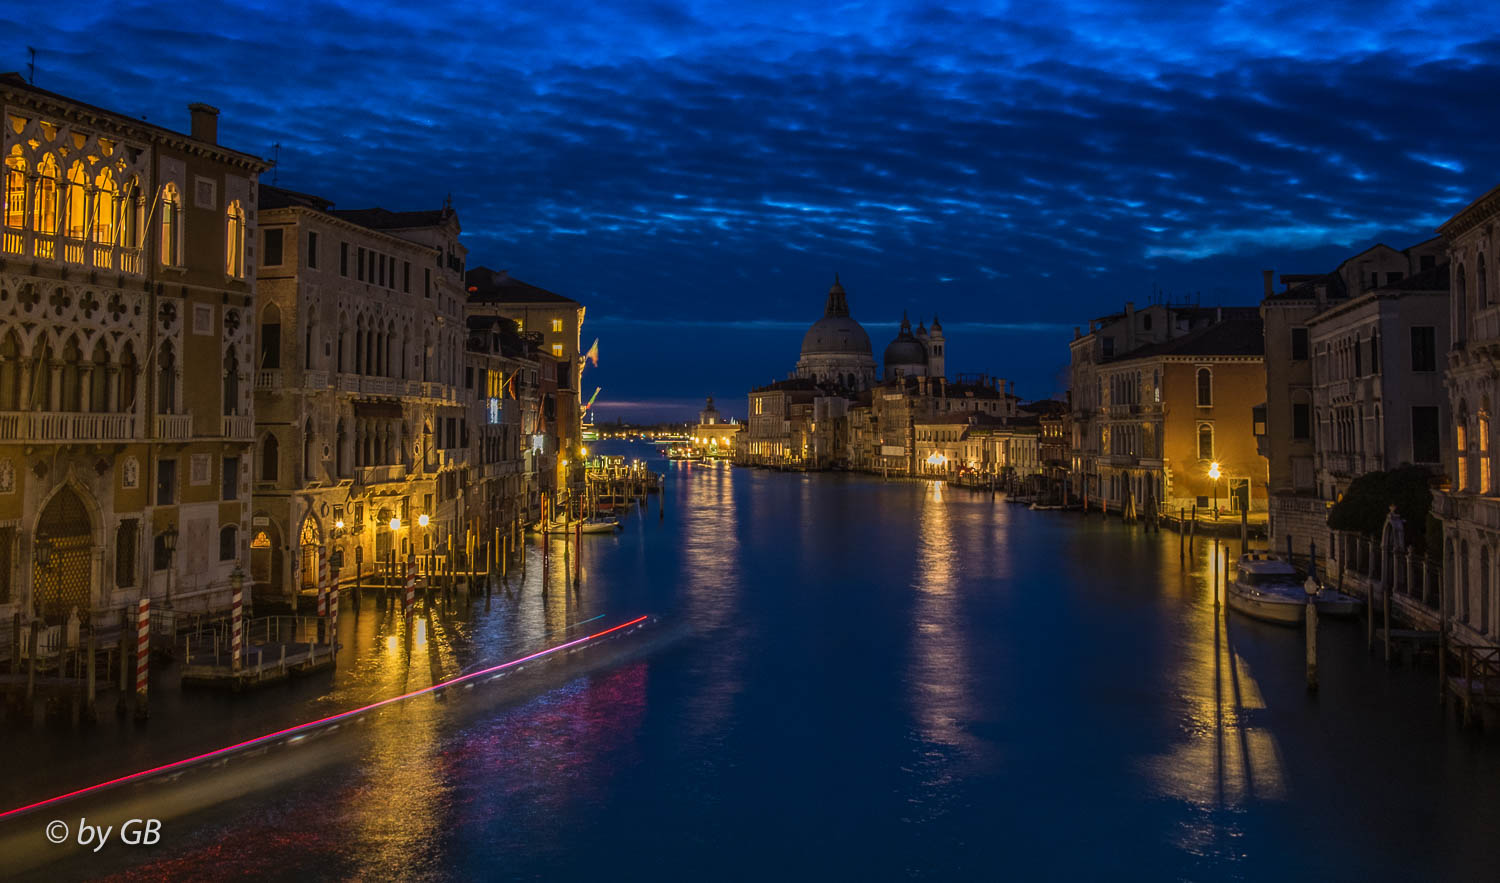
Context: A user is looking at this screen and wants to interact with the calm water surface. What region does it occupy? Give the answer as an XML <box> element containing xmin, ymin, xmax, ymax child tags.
<box><xmin>8</xmin><ymin>440</ymin><xmax>1500</xmax><ymax>881</ymax></box>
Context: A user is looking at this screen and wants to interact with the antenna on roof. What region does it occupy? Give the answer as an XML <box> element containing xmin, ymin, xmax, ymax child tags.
<box><xmin>26</xmin><ymin>47</ymin><xmax>36</xmax><ymax>85</ymax></box>
<box><xmin>270</xmin><ymin>143</ymin><xmax>280</xmax><ymax>186</ymax></box>
<box><xmin>444</xmin><ymin>192</ymin><xmax>453</xmax><ymax>211</ymax></box>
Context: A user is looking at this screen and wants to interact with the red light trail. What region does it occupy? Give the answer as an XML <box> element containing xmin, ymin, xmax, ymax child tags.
<box><xmin>0</xmin><ymin>615</ymin><xmax>650</xmax><ymax>821</ymax></box>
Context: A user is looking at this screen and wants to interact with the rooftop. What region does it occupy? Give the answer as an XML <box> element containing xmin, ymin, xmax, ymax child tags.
<box><xmin>1109</xmin><ymin>316</ymin><xmax>1265</xmax><ymax>360</ymax></box>
<box><xmin>466</xmin><ymin>266</ymin><xmax>579</xmax><ymax>305</ymax></box>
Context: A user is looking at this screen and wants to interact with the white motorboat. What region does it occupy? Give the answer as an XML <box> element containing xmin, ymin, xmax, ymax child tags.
<box><xmin>1227</xmin><ymin>554</ymin><xmax>1308</xmax><ymax>625</ymax></box>
<box><xmin>578</xmin><ymin>516</ymin><xmax>621</xmax><ymax>534</ymax></box>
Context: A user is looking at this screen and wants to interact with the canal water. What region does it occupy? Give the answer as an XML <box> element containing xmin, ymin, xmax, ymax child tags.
<box><xmin>7</xmin><ymin>440</ymin><xmax>1500</xmax><ymax>881</ymax></box>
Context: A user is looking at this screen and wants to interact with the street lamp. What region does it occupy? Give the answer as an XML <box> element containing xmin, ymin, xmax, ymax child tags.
<box><xmin>418</xmin><ymin>513</ymin><xmax>430</xmax><ymax>575</ymax></box>
<box><xmin>1208</xmin><ymin>461</ymin><xmax>1221</xmax><ymax>517</ymax></box>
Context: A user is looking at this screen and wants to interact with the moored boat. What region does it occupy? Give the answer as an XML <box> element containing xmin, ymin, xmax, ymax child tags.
<box><xmin>1227</xmin><ymin>554</ymin><xmax>1308</xmax><ymax>625</ymax></box>
<box><xmin>578</xmin><ymin>516</ymin><xmax>621</xmax><ymax>534</ymax></box>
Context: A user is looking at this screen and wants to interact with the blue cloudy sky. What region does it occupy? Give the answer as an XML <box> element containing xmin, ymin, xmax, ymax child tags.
<box><xmin>6</xmin><ymin>1</ymin><xmax>1498</xmax><ymax>419</ymax></box>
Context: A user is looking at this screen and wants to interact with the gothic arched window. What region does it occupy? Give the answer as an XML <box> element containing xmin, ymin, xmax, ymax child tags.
<box><xmin>225</xmin><ymin>200</ymin><xmax>246</xmax><ymax>278</ymax></box>
<box><xmin>160</xmin><ymin>182</ymin><xmax>182</xmax><ymax>267</ymax></box>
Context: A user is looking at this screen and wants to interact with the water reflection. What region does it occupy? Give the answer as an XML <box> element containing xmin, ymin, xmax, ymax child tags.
<box><xmin>1144</xmin><ymin>541</ymin><xmax>1288</xmax><ymax>862</ymax></box>
<box><xmin>905</xmin><ymin>480</ymin><xmax>976</xmax><ymax>828</ymax></box>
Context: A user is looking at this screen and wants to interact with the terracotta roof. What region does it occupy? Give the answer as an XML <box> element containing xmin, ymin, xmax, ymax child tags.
<box><xmin>329</xmin><ymin>206</ymin><xmax>454</xmax><ymax>230</ymax></box>
<box><xmin>1110</xmin><ymin>316</ymin><xmax>1265</xmax><ymax>359</ymax></box>
<box><xmin>259</xmin><ymin>184</ymin><xmax>334</xmax><ymax>212</ymax></box>
<box><xmin>1385</xmin><ymin>262</ymin><xmax>1450</xmax><ymax>292</ymax></box>
<box><xmin>466</xmin><ymin>266</ymin><xmax>578</xmax><ymax>305</ymax></box>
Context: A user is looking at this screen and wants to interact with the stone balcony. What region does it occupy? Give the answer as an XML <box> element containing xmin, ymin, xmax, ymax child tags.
<box><xmin>303</xmin><ymin>370</ymin><xmax>329</xmax><ymax>390</ymax></box>
<box><xmin>1434</xmin><ymin>491</ymin><xmax>1500</xmax><ymax>531</ymax></box>
<box><xmin>221</xmin><ymin>414</ymin><xmax>255</xmax><ymax>440</ymax></box>
<box><xmin>154</xmin><ymin>413</ymin><xmax>194</xmax><ymax>441</ymax></box>
<box><xmin>356</xmin><ymin>463</ymin><xmax>408</xmax><ymax>485</ymax></box>
<box><xmin>0</xmin><ymin>411</ymin><xmax>138</xmax><ymax>443</ymax></box>
<box><xmin>255</xmin><ymin>370</ymin><xmax>283</xmax><ymax>392</ymax></box>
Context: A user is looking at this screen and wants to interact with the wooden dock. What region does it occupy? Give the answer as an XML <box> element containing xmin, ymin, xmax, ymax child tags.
<box><xmin>178</xmin><ymin>615</ymin><xmax>335</xmax><ymax>690</ymax></box>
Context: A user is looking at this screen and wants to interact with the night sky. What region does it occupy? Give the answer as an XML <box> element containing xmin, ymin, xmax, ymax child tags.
<box><xmin>6</xmin><ymin>2</ymin><xmax>1499</xmax><ymax>420</ymax></box>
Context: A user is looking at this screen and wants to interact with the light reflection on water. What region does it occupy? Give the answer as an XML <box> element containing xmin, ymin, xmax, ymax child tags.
<box><xmin>12</xmin><ymin>446</ymin><xmax>1500</xmax><ymax>881</ymax></box>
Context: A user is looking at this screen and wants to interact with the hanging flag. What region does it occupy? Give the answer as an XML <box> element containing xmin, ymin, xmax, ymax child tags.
<box><xmin>506</xmin><ymin>371</ymin><xmax>517</xmax><ymax>399</ymax></box>
<box><xmin>581</xmin><ymin>387</ymin><xmax>601</xmax><ymax>414</ymax></box>
<box><xmin>585</xmin><ymin>338</ymin><xmax>600</xmax><ymax>367</ymax></box>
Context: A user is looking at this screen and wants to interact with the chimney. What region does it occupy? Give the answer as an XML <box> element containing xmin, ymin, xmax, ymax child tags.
<box><xmin>189</xmin><ymin>103</ymin><xmax>220</xmax><ymax>144</ymax></box>
<box><xmin>1216</xmin><ymin>306</ymin><xmax>1222</xmax><ymax>323</ymax></box>
<box><xmin>1261</xmin><ymin>269</ymin><xmax>1274</xmax><ymax>300</ymax></box>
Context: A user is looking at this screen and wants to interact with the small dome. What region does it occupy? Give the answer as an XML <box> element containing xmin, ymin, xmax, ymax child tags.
<box><xmin>884</xmin><ymin>313</ymin><xmax>927</xmax><ymax>366</ymax></box>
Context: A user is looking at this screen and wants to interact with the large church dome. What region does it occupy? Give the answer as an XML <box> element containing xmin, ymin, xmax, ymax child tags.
<box><xmin>800</xmin><ymin>277</ymin><xmax>873</xmax><ymax>357</ymax></box>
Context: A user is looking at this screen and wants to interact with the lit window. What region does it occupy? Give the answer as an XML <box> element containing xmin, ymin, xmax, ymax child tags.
<box><xmin>552</xmin><ymin>344</ymin><xmax>563</xmax><ymax>357</ymax></box>
<box><xmin>551</xmin><ymin>318</ymin><xmax>563</xmax><ymax>332</ymax></box>
<box><xmin>225</xmin><ymin>200</ymin><xmax>245</xmax><ymax>277</ymax></box>
<box><xmin>3</xmin><ymin>151</ymin><xmax>23</xmax><ymax>229</ymax></box>
<box><xmin>65</xmin><ymin>162</ymin><xmax>87</xmax><ymax>241</ymax></box>
<box><xmin>1482</xmin><ymin>412</ymin><xmax>1492</xmax><ymax>494</ymax></box>
<box><xmin>92</xmin><ymin>167</ymin><xmax>116</xmax><ymax>244</ymax></box>
<box><xmin>33</xmin><ymin>153</ymin><xmax>58</xmax><ymax>235</ymax></box>
<box><xmin>160</xmin><ymin>183</ymin><xmax>182</xmax><ymax>267</ymax></box>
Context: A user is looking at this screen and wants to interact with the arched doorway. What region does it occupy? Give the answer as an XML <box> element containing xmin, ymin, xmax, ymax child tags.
<box><xmin>250</xmin><ymin>520</ymin><xmax>283</xmax><ymax>597</ymax></box>
<box><xmin>33</xmin><ymin>486</ymin><xmax>94</xmax><ymax>623</ymax></box>
<box><xmin>298</xmin><ymin>514</ymin><xmax>321</xmax><ymax>590</ymax></box>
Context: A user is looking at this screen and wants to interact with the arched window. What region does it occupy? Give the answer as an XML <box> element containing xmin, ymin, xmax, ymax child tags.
<box><xmin>160</xmin><ymin>182</ymin><xmax>182</xmax><ymax>267</ymax></box>
<box><xmin>1456</xmin><ymin>264</ymin><xmax>1468</xmax><ymax>343</ymax></box>
<box><xmin>0</xmin><ymin>331</ymin><xmax>20</xmax><ymax>409</ymax></box>
<box><xmin>223</xmin><ymin>346</ymin><xmax>240</xmax><ymax>416</ymax></box>
<box><xmin>64</xmin><ymin>162</ymin><xmax>87</xmax><ymax>242</ymax></box>
<box><xmin>225</xmin><ymin>200</ymin><xmax>245</xmax><ymax>278</ymax></box>
<box><xmin>92</xmin><ymin>167</ymin><xmax>116</xmax><ymax>246</ymax></box>
<box><xmin>1197</xmin><ymin>423</ymin><xmax>1213</xmax><ymax>460</ymax></box>
<box><xmin>1481</xmin><ymin>254</ymin><xmax>1491</xmax><ymax>310</ymax></box>
<box><xmin>219</xmin><ymin>525</ymin><xmax>238</xmax><ymax>562</ymax></box>
<box><xmin>3</xmin><ymin>149</ymin><xmax>24</xmax><ymax>229</ymax></box>
<box><xmin>1457</xmin><ymin>400</ymin><xmax>1470</xmax><ymax>493</ymax></box>
<box><xmin>1482</xmin><ymin>545</ymin><xmax>1492</xmax><ymax>634</ymax></box>
<box><xmin>33</xmin><ymin>154</ymin><xmax>58</xmax><ymax>238</ymax></box>
<box><xmin>90</xmin><ymin>340</ymin><xmax>110</xmax><ymax>412</ymax></box>
<box><xmin>1483</xmin><ymin>397</ymin><xmax>1493</xmax><ymax>495</ymax></box>
<box><xmin>260</xmin><ymin>303</ymin><xmax>281</xmax><ymax>370</ymax></box>
<box><xmin>1196</xmin><ymin>367</ymin><xmax>1212</xmax><ymax>406</ymax></box>
<box><xmin>118</xmin><ymin>343</ymin><xmax>139</xmax><ymax>413</ymax></box>
<box><xmin>336</xmin><ymin>419</ymin><xmax>348</xmax><ymax>477</ymax></box>
<box><xmin>1461</xmin><ymin>539</ymin><xmax>1472</xmax><ymax>622</ymax></box>
<box><xmin>156</xmin><ymin>340</ymin><xmax>176</xmax><ymax>414</ymax></box>
<box><xmin>303</xmin><ymin>418</ymin><xmax>315</xmax><ymax>482</ymax></box>
<box><xmin>261</xmin><ymin>433</ymin><xmax>279</xmax><ymax>481</ymax></box>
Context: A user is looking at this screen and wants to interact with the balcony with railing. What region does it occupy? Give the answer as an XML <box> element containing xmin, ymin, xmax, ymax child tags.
<box><xmin>360</xmin><ymin>377</ymin><xmax>399</xmax><ymax>397</ymax></box>
<box><xmin>336</xmin><ymin>374</ymin><xmax>360</xmax><ymax>393</ymax></box>
<box><xmin>221</xmin><ymin>414</ymin><xmax>254</xmax><ymax>440</ymax></box>
<box><xmin>355</xmin><ymin>463</ymin><xmax>408</xmax><ymax>485</ymax></box>
<box><xmin>256</xmin><ymin>370</ymin><xmax>283</xmax><ymax>392</ymax></box>
<box><xmin>155</xmin><ymin>413</ymin><xmax>194</xmax><ymax>441</ymax></box>
<box><xmin>302</xmin><ymin>370</ymin><xmax>329</xmax><ymax>390</ymax></box>
<box><xmin>0</xmin><ymin>227</ymin><xmax>142</xmax><ymax>275</ymax></box>
<box><xmin>0</xmin><ymin>411</ymin><xmax>139</xmax><ymax>443</ymax></box>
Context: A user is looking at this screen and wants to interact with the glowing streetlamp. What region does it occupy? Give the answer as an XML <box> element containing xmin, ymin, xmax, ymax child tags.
<box><xmin>1208</xmin><ymin>461</ymin><xmax>1221</xmax><ymax>515</ymax></box>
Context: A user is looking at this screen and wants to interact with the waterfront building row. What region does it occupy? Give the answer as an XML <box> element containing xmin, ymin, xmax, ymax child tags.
<box><xmin>0</xmin><ymin>74</ymin><xmax>589</xmax><ymax>636</ymax></box>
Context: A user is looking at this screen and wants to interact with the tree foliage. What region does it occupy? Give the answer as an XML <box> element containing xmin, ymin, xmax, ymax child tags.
<box><xmin>1326</xmin><ymin>465</ymin><xmax>1435</xmax><ymax>552</ymax></box>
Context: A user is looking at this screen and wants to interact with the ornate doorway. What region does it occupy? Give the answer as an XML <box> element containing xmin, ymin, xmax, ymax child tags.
<box><xmin>33</xmin><ymin>486</ymin><xmax>93</xmax><ymax>623</ymax></box>
<box><xmin>298</xmin><ymin>515</ymin><xmax>321</xmax><ymax>589</ymax></box>
<box><xmin>250</xmin><ymin>521</ymin><xmax>283</xmax><ymax>597</ymax></box>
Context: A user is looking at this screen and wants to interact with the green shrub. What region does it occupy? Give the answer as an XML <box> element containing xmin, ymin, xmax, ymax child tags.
<box><xmin>1326</xmin><ymin>465</ymin><xmax>1434</xmax><ymax>553</ymax></box>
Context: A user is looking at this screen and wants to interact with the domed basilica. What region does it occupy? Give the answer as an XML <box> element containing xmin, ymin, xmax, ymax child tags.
<box><xmin>794</xmin><ymin>275</ymin><xmax>878</xmax><ymax>390</ymax></box>
<box><xmin>793</xmin><ymin>276</ymin><xmax>947</xmax><ymax>390</ymax></box>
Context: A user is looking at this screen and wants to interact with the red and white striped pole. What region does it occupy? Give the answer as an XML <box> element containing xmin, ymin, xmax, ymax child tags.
<box><xmin>404</xmin><ymin>559</ymin><xmax>415</xmax><ymax>619</ymax></box>
<box><xmin>317</xmin><ymin>546</ymin><xmax>329</xmax><ymax>618</ymax></box>
<box><xmin>135</xmin><ymin>596</ymin><xmax>150</xmax><ymax>716</ymax></box>
<box><xmin>328</xmin><ymin>574</ymin><xmax>340</xmax><ymax>663</ymax></box>
<box><xmin>230</xmin><ymin>570</ymin><xmax>243</xmax><ymax>673</ymax></box>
